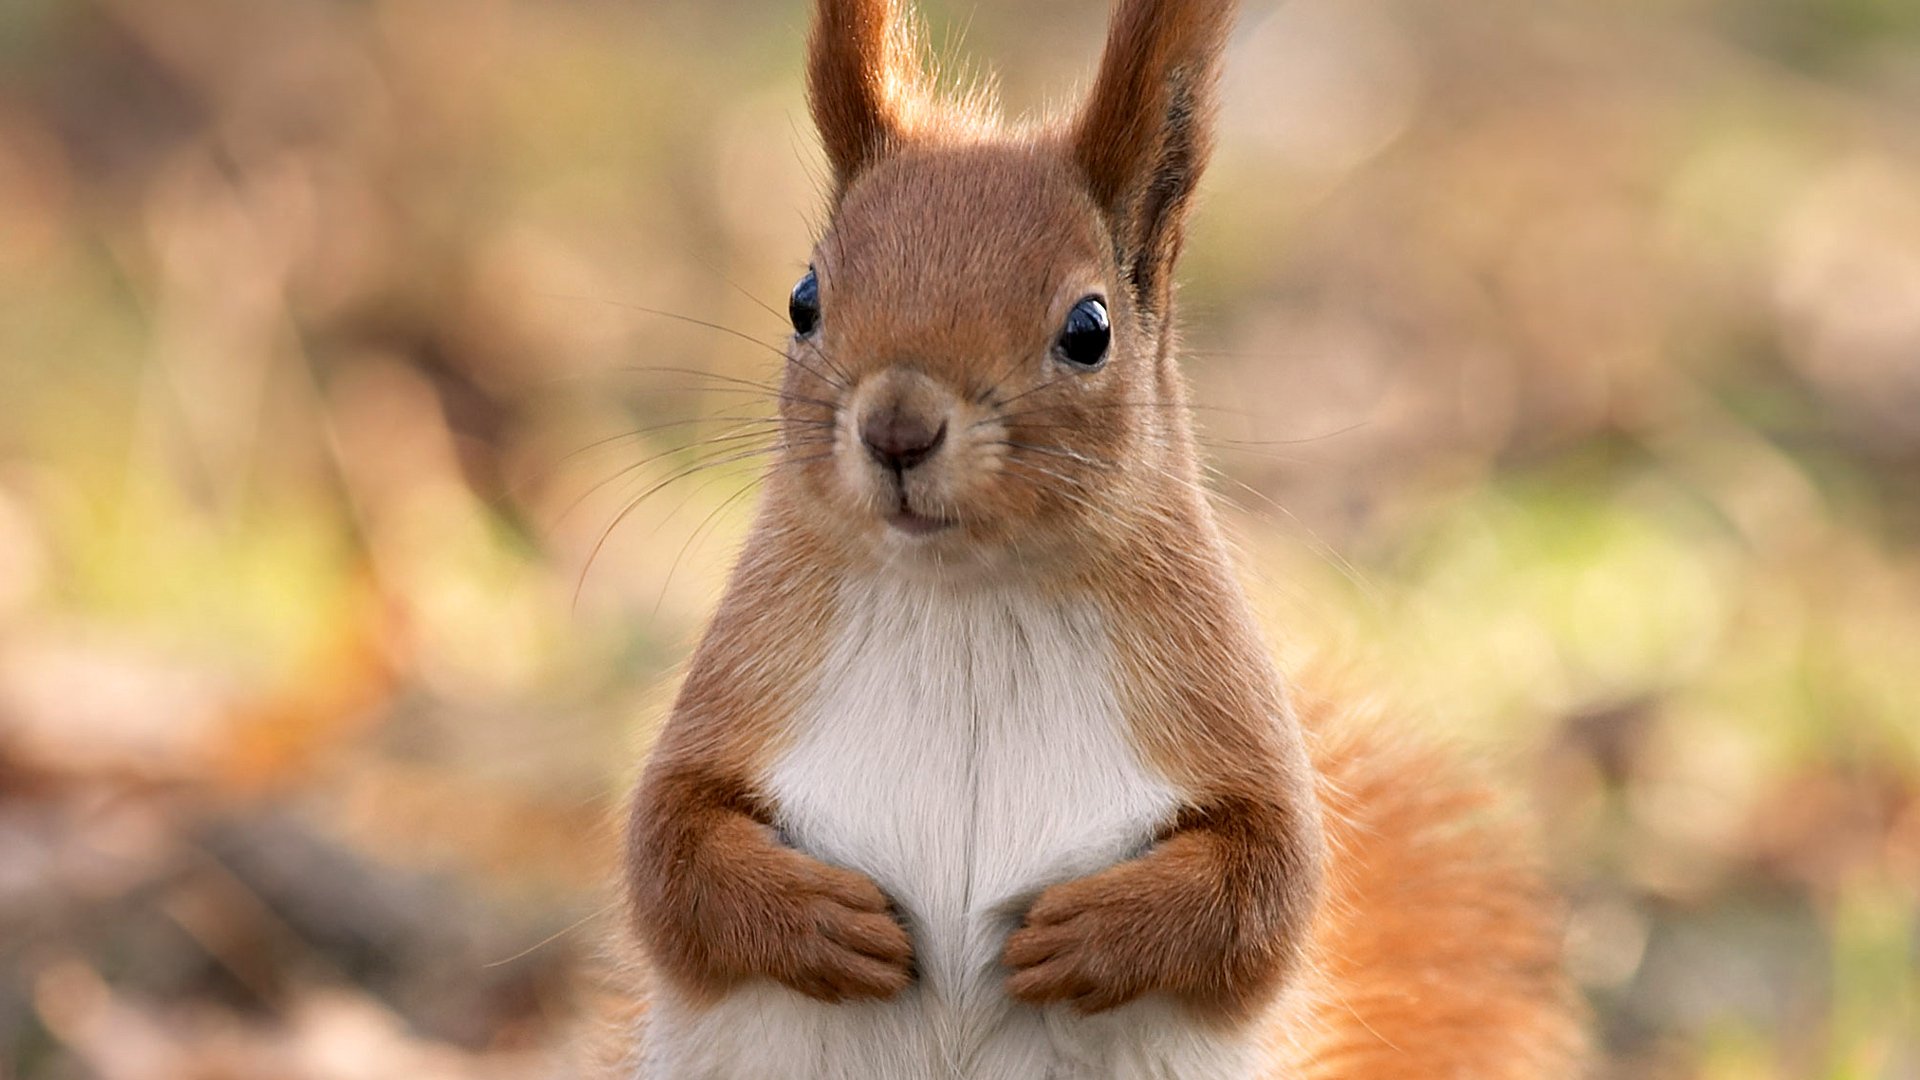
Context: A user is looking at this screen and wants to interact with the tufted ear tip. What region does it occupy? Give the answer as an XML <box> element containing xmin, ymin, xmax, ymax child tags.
<box><xmin>807</xmin><ymin>0</ymin><xmax>921</xmax><ymax>195</ymax></box>
<box><xmin>1071</xmin><ymin>0</ymin><xmax>1238</xmax><ymax>312</ymax></box>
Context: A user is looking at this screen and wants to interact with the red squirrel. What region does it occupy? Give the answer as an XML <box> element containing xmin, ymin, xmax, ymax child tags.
<box><xmin>607</xmin><ymin>0</ymin><xmax>1586</xmax><ymax>1075</ymax></box>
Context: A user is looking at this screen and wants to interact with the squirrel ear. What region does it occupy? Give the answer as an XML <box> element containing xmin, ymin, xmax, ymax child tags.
<box><xmin>808</xmin><ymin>0</ymin><xmax>921</xmax><ymax>195</ymax></box>
<box><xmin>1073</xmin><ymin>0</ymin><xmax>1237</xmax><ymax>314</ymax></box>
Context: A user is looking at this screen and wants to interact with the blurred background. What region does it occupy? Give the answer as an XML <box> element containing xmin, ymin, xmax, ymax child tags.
<box><xmin>2</xmin><ymin>0</ymin><xmax>1917</xmax><ymax>1076</ymax></box>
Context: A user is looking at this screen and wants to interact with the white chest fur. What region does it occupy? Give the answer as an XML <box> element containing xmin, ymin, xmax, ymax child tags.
<box><xmin>639</xmin><ymin>574</ymin><xmax>1259</xmax><ymax>1079</ymax></box>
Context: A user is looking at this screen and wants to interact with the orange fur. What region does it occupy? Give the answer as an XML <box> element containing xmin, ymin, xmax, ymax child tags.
<box><xmin>605</xmin><ymin>0</ymin><xmax>1586</xmax><ymax>1074</ymax></box>
<box><xmin>1275</xmin><ymin>687</ymin><xmax>1588</xmax><ymax>1077</ymax></box>
<box><xmin>600</xmin><ymin>706</ymin><xmax>1585</xmax><ymax>1075</ymax></box>
<box><xmin>1073</xmin><ymin>0</ymin><xmax>1236</xmax><ymax>312</ymax></box>
<box><xmin>806</xmin><ymin>0</ymin><xmax>912</xmax><ymax>190</ymax></box>
<box><xmin>625</xmin><ymin>512</ymin><xmax>928</xmax><ymax>1005</ymax></box>
<box><xmin>998</xmin><ymin>509</ymin><xmax>1325</xmax><ymax>1021</ymax></box>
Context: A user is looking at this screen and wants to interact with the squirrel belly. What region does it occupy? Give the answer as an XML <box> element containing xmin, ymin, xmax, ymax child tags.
<box><xmin>637</xmin><ymin>570</ymin><xmax>1265</xmax><ymax>1079</ymax></box>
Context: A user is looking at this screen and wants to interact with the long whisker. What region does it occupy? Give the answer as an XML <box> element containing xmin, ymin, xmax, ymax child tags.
<box><xmin>557</xmin><ymin>425</ymin><xmax>789</xmax><ymax>528</ymax></box>
<box><xmin>992</xmin><ymin>440</ymin><xmax>1115</xmax><ymax>470</ymax></box>
<box><xmin>507</xmin><ymin>412</ymin><xmax>776</xmax><ymax>503</ymax></box>
<box><xmin>1198</xmin><ymin>460</ymin><xmax>1384</xmax><ymax>609</ymax></box>
<box><xmin>572</xmin><ymin>443</ymin><xmax>834</xmax><ymax>608</ymax></box>
<box><xmin>555</xmin><ymin>414</ymin><xmax>829</xmax><ymax>470</ymax></box>
<box><xmin>981</xmin><ymin>402</ymin><xmax>1366</xmax><ymax>455</ymax></box>
<box><xmin>650</xmin><ymin>478</ymin><xmax>766</xmax><ymax>620</ymax></box>
<box><xmin>692</xmin><ymin>254</ymin><xmax>793</xmax><ymax>329</ymax></box>
<box><xmin>601</xmin><ymin>365</ymin><xmax>841</xmax><ymax>413</ymax></box>
<box><xmin>982</xmin><ymin>399</ymin><xmax>1268</xmax><ymax>425</ymax></box>
<box><xmin>784</xmin><ymin>337</ymin><xmax>854</xmax><ymax>400</ymax></box>
<box><xmin>542</xmin><ymin>294</ymin><xmax>848</xmax><ymax>391</ymax></box>
<box><xmin>671</xmin><ymin>247</ymin><xmax>856</xmax><ymax>389</ymax></box>
<box><xmin>998</xmin><ymin>455</ymin><xmax>1133</xmax><ymax>535</ymax></box>
<box><xmin>997</xmin><ymin>418</ymin><xmax>1381</xmax><ymax>609</ymax></box>
<box><xmin>982</xmin><ymin>422</ymin><xmax>1352</xmax><ymax>467</ymax></box>
<box><xmin>989</xmin><ymin>370</ymin><xmax>1072</xmax><ymax>412</ymax></box>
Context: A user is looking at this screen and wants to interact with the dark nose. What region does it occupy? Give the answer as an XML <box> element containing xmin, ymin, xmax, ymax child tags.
<box><xmin>860</xmin><ymin>407</ymin><xmax>947</xmax><ymax>472</ymax></box>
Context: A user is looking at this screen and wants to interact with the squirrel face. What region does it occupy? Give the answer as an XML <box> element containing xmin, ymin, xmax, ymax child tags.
<box><xmin>777</xmin><ymin>141</ymin><xmax>1186</xmax><ymax>566</ymax></box>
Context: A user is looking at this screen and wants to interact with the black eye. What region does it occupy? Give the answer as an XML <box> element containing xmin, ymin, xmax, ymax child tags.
<box><xmin>1055</xmin><ymin>296</ymin><xmax>1110</xmax><ymax>370</ymax></box>
<box><xmin>789</xmin><ymin>267</ymin><xmax>820</xmax><ymax>336</ymax></box>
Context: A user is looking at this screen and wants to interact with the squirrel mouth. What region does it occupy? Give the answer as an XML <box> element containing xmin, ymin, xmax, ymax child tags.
<box><xmin>886</xmin><ymin>499</ymin><xmax>955</xmax><ymax>536</ymax></box>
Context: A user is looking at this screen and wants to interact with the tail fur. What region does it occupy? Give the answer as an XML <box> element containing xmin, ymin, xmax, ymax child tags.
<box><xmin>1273</xmin><ymin>685</ymin><xmax>1587</xmax><ymax>1077</ymax></box>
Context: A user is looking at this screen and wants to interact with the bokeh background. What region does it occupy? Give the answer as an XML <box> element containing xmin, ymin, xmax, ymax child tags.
<box><xmin>3</xmin><ymin>0</ymin><xmax>1918</xmax><ymax>1076</ymax></box>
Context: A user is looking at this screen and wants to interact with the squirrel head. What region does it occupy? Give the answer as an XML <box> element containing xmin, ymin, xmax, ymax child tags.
<box><xmin>777</xmin><ymin>0</ymin><xmax>1238</xmax><ymax>569</ymax></box>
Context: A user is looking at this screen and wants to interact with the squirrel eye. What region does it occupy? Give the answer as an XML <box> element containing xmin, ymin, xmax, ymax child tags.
<box><xmin>1055</xmin><ymin>296</ymin><xmax>1110</xmax><ymax>370</ymax></box>
<box><xmin>789</xmin><ymin>268</ymin><xmax>821</xmax><ymax>336</ymax></box>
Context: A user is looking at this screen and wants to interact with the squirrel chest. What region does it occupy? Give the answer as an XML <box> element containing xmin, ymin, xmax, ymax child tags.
<box><xmin>642</xmin><ymin>573</ymin><xmax>1258</xmax><ymax>1078</ymax></box>
<box><xmin>775</xmin><ymin>575</ymin><xmax>1173</xmax><ymax>979</ymax></box>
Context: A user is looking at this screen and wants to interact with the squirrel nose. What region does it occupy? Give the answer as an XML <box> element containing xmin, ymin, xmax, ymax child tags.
<box><xmin>860</xmin><ymin>408</ymin><xmax>947</xmax><ymax>472</ymax></box>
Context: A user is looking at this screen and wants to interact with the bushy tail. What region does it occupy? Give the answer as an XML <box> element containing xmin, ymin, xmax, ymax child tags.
<box><xmin>1275</xmin><ymin>692</ymin><xmax>1588</xmax><ymax>1078</ymax></box>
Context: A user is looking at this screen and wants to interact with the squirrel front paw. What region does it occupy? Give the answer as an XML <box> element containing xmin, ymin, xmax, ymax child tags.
<box><xmin>1001</xmin><ymin>869</ymin><xmax>1166</xmax><ymax>1013</ymax></box>
<box><xmin>758</xmin><ymin>851</ymin><xmax>916</xmax><ymax>1003</ymax></box>
<box><xmin>1003</xmin><ymin>834</ymin><xmax>1298</xmax><ymax>1017</ymax></box>
<box><xmin>1002</xmin><ymin>826</ymin><xmax>1309</xmax><ymax>1018</ymax></box>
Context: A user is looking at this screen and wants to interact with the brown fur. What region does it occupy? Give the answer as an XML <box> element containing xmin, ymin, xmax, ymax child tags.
<box><xmin>613</xmin><ymin>0</ymin><xmax>1586</xmax><ymax>1073</ymax></box>
<box><xmin>1275</xmin><ymin>689</ymin><xmax>1589</xmax><ymax>1077</ymax></box>
<box><xmin>1073</xmin><ymin>0</ymin><xmax>1236</xmax><ymax>312</ymax></box>
<box><xmin>606</xmin><ymin>700</ymin><xmax>1585</xmax><ymax>1073</ymax></box>
<box><xmin>1008</xmin><ymin>526</ymin><xmax>1327</xmax><ymax>1020</ymax></box>
<box><xmin>806</xmin><ymin>0</ymin><xmax>911</xmax><ymax>191</ymax></box>
<box><xmin>625</xmin><ymin>515</ymin><xmax>918</xmax><ymax>1003</ymax></box>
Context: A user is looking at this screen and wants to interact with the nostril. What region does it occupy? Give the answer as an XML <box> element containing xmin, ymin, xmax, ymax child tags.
<box><xmin>860</xmin><ymin>410</ymin><xmax>947</xmax><ymax>472</ymax></box>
